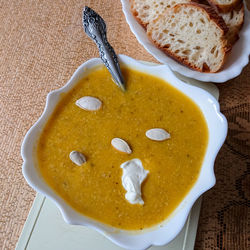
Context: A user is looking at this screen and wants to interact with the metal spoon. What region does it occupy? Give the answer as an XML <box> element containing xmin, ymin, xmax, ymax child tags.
<box><xmin>82</xmin><ymin>6</ymin><xmax>126</xmax><ymax>91</ymax></box>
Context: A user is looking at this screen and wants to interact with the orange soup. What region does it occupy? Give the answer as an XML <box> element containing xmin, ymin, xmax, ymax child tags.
<box><xmin>37</xmin><ymin>66</ymin><xmax>208</xmax><ymax>230</ymax></box>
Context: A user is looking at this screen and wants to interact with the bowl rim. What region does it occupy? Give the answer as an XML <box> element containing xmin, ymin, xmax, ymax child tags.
<box><xmin>21</xmin><ymin>55</ymin><xmax>228</xmax><ymax>250</ymax></box>
<box><xmin>121</xmin><ymin>0</ymin><xmax>250</xmax><ymax>83</ymax></box>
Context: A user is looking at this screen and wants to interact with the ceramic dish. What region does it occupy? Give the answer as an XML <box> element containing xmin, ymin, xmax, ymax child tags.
<box><xmin>121</xmin><ymin>0</ymin><xmax>250</xmax><ymax>83</ymax></box>
<box><xmin>22</xmin><ymin>55</ymin><xmax>227</xmax><ymax>250</ymax></box>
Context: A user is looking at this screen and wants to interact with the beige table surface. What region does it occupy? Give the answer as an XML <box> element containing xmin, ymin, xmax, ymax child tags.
<box><xmin>0</xmin><ymin>0</ymin><xmax>249</xmax><ymax>249</ymax></box>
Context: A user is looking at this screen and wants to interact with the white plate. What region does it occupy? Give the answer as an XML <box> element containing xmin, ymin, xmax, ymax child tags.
<box><xmin>121</xmin><ymin>0</ymin><xmax>250</xmax><ymax>82</ymax></box>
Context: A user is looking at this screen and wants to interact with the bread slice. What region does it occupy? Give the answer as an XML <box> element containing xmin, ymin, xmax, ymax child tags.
<box><xmin>207</xmin><ymin>0</ymin><xmax>242</xmax><ymax>12</ymax></box>
<box><xmin>147</xmin><ymin>3</ymin><xmax>229</xmax><ymax>72</ymax></box>
<box><xmin>130</xmin><ymin>0</ymin><xmax>192</xmax><ymax>28</ymax></box>
<box><xmin>220</xmin><ymin>4</ymin><xmax>244</xmax><ymax>44</ymax></box>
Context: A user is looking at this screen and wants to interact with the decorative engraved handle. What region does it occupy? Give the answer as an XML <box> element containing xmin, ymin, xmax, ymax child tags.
<box><xmin>83</xmin><ymin>6</ymin><xmax>125</xmax><ymax>91</ymax></box>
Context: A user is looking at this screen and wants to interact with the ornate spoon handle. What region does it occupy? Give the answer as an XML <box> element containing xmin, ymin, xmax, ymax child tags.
<box><xmin>83</xmin><ymin>6</ymin><xmax>126</xmax><ymax>91</ymax></box>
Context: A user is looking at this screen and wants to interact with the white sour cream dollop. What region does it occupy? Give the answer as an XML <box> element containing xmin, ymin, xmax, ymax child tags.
<box><xmin>120</xmin><ymin>159</ymin><xmax>149</xmax><ymax>205</ymax></box>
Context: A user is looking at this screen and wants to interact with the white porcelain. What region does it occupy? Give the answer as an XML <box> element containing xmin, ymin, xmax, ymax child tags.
<box><xmin>121</xmin><ymin>0</ymin><xmax>250</xmax><ymax>83</ymax></box>
<box><xmin>22</xmin><ymin>55</ymin><xmax>227</xmax><ymax>250</ymax></box>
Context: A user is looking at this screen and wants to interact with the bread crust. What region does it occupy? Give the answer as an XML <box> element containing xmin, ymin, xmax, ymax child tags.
<box><xmin>226</xmin><ymin>32</ymin><xmax>240</xmax><ymax>45</ymax></box>
<box><xmin>131</xmin><ymin>9</ymin><xmax>148</xmax><ymax>29</ymax></box>
<box><xmin>207</xmin><ymin>0</ymin><xmax>242</xmax><ymax>13</ymax></box>
<box><xmin>130</xmin><ymin>0</ymin><xmax>148</xmax><ymax>29</ymax></box>
<box><xmin>147</xmin><ymin>3</ymin><xmax>230</xmax><ymax>72</ymax></box>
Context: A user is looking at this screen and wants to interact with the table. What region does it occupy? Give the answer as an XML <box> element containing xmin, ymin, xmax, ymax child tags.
<box><xmin>0</xmin><ymin>1</ymin><xmax>249</xmax><ymax>249</ymax></box>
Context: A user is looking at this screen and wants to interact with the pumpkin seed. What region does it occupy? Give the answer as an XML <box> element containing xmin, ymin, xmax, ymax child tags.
<box><xmin>146</xmin><ymin>128</ymin><xmax>170</xmax><ymax>141</ymax></box>
<box><xmin>111</xmin><ymin>138</ymin><xmax>132</xmax><ymax>154</ymax></box>
<box><xmin>75</xmin><ymin>96</ymin><xmax>102</xmax><ymax>111</ymax></box>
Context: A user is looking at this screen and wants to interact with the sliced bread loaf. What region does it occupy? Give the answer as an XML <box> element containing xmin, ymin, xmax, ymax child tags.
<box><xmin>147</xmin><ymin>3</ymin><xmax>229</xmax><ymax>72</ymax></box>
<box><xmin>207</xmin><ymin>0</ymin><xmax>242</xmax><ymax>12</ymax></box>
<box><xmin>130</xmin><ymin>0</ymin><xmax>191</xmax><ymax>28</ymax></box>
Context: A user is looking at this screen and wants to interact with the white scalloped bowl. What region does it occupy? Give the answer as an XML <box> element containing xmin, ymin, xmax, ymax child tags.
<box><xmin>121</xmin><ymin>0</ymin><xmax>250</xmax><ymax>82</ymax></box>
<box><xmin>22</xmin><ymin>55</ymin><xmax>227</xmax><ymax>250</ymax></box>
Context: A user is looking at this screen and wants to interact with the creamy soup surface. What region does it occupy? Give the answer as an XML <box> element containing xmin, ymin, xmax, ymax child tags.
<box><xmin>37</xmin><ymin>66</ymin><xmax>208</xmax><ymax>230</ymax></box>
